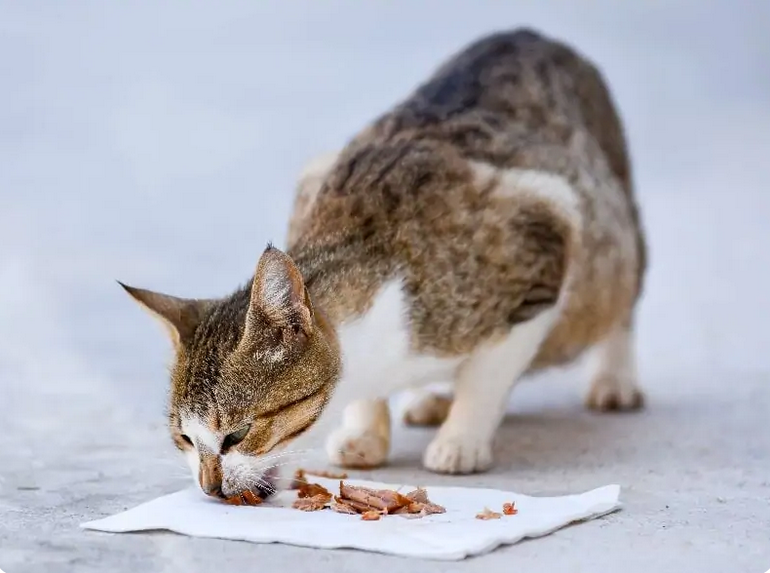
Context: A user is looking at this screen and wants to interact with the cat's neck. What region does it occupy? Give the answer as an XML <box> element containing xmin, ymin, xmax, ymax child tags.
<box><xmin>288</xmin><ymin>240</ymin><xmax>396</xmax><ymax>328</ymax></box>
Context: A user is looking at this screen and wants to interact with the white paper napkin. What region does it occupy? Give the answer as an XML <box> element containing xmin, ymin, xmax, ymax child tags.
<box><xmin>81</xmin><ymin>477</ymin><xmax>621</xmax><ymax>560</ymax></box>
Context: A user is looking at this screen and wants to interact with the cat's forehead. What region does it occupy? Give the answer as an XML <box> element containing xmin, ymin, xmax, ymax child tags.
<box><xmin>170</xmin><ymin>344</ymin><xmax>282</xmax><ymax>419</ymax></box>
<box><xmin>171</xmin><ymin>382</ymin><xmax>252</xmax><ymax>436</ymax></box>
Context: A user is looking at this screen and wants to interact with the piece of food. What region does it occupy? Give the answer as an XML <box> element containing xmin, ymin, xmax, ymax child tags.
<box><xmin>330</xmin><ymin>499</ymin><xmax>359</xmax><ymax>514</ymax></box>
<box><xmin>475</xmin><ymin>507</ymin><xmax>503</xmax><ymax>520</ymax></box>
<box><xmin>393</xmin><ymin>502</ymin><xmax>423</xmax><ymax>515</ymax></box>
<box><xmin>292</xmin><ymin>494</ymin><xmax>330</xmax><ymax>512</ymax></box>
<box><xmin>287</xmin><ymin>479</ymin><xmax>447</xmax><ymax>519</ymax></box>
<box><xmin>333</xmin><ymin>482</ymin><xmax>446</xmax><ymax>519</ymax></box>
<box><xmin>405</xmin><ymin>487</ymin><xmax>429</xmax><ymax>504</ymax></box>
<box><xmin>393</xmin><ymin>488</ymin><xmax>446</xmax><ymax>517</ymax></box>
<box><xmin>338</xmin><ymin>482</ymin><xmax>412</xmax><ymax>512</ymax></box>
<box><xmin>291</xmin><ymin>481</ymin><xmax>333</xmax><ymax>511</ymax></box>
<box><xmin>332</xmin><ymin>495</ymin><xmax>374</xmax><ymax>514</ymax></box>
<box><xmin>223</xmin><ymin>490</ymin><xmax>263</xmax><ymax>506</ymax></box>
<box><xmin>502</xmin><ymin>501</ymin><xmax>518</xmax><ymax>515</ymax></box>
<box><xmin>297</xmin><ymin>482</ymin><xmax>332</xmax><ymax>501</ymax></box>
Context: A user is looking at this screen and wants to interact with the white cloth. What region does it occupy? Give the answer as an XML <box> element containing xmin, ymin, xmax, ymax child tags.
<box><xmin>81</xmin><ymin>477</ymin><xmax>621</xmax><ymax>560</ymax></box>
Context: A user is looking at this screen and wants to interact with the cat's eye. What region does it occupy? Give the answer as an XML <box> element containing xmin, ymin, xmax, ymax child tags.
<box><xmin>180</xmin><ymin>434</ymin><xmax>193</xmax><ymax>447</ymax></box>
<box><xmin>222</xmin><ymin>424</ymin><xmax>251</xmax><ymax>451</ymax></box>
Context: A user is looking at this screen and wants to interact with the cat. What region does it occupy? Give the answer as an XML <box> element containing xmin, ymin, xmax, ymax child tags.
<box><xmin>121</xmin><ymin>28</ymin><xmax>647</xmax><ymax>501</ymax></box>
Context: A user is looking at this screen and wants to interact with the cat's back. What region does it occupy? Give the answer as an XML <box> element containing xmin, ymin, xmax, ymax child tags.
<box><xmin>359</xmin><ymin>28</ymin><xmax>631</xmax><ymax>184</ymax></box>
<box><xmin>383</xmin><ymin>28</ymin><xmax>573</xmax><ymax>138</ymax></box>
<box><xmin>290</xmin><ymin>29</ymin><xmax>645</xmax><ymax>364</ymax></box>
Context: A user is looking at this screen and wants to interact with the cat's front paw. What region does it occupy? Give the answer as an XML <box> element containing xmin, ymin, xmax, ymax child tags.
<box><xmin>423</xmin><ymin>434</ymin><xmax>493</xmax><ymax>474</ymax></box>
<box><xmin>325</xmin><ymin>427</ymin><xmax>389</xmax><ymax>469</ymax></box>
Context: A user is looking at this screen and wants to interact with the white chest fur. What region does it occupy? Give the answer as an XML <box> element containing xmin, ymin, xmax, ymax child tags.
<box><xmin>335</xmin><ymin>279</ymin><xmax>463</xmax><ymax>400</ymax></box>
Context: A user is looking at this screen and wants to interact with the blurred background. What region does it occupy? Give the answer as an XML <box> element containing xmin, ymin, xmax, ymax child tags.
<box><xmin>2</xmin><ymin>0</ymin><xmax>769</xmax><ymax>456</ymax></box>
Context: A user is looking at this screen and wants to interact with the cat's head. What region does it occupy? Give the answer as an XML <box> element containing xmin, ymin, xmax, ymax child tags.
<box><xmin>121</xmin><ymin>246</ymin><xmax>340</xmax><ymax>500</ymax></box>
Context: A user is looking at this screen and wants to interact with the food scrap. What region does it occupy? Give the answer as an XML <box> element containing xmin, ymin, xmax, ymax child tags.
<box><xmin>291</xmin><ymin>482</ymin><xmax>333</xmax><ymax>511</ymax></box>
<box><xmin>292</xmin><ymin>495</ymin><xmax>331</xmax><ymax>512</ymax></box>
<box><xmin>220</xmin><ymin>476</ymin><xmax>448</xmax><ymax>520</ymax></box>
<box><xmin>288</xmin><ymin>480</ymin><xmax>446</xmax><ymax>519</ymax></box>
<box><xmin>339</xmin><ymin>482</ymin><xmax>412</xmax><ymax>512</ymax></box>
<box><xmin>475</xmin><ymin>507</ymin><xmax>503</xmax><ymax>520</ymax></box>
<box><xmin>338</xmin><ymin>482</ymin><xmax>446</xmax><ymax>518</ymax></box>
<box><xmin>502</xmin><ymin>501</ymin><xmax>518</xmax><ymax>515</ymax></box>
<box><xmin>223</xmin><ymin>490</ymin><xmax>263</xmax><ymax>506</ymax></box>
<box><xmin>297</xmin><ymin>482</ymin><xmax>332</xmax><ymax>500</ymax></box>
<box><xmin>330</xmin><ymin>499</ymin><xmax>359</xmax><ymax>514</ymax></box>
<box><xmin>393</xmin><ymin>487</ymin><xmax>447</xmax><ymax>518</ymax></box>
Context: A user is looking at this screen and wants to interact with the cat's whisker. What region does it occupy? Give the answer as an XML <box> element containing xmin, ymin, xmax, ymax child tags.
<box><xmin>260</xmin><ymin>447</ymin><xmax>318</xmax><ymax>459</ymax></box>
<box><xmin>260</xmin><ymin>459</ymin><xmax>316</xmax><ymax>472</ymax></box>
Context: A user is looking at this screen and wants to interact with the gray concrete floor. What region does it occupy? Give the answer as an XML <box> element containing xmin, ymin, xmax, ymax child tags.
<box><xmin>3</xmin><ymin>372</ymin><xmax>769</xmax><ymax>572</ymax></box>
<box><xmin>2</xmin><ymin>1</ymin><xmax>770</xmax><ymax>572</ymax></box>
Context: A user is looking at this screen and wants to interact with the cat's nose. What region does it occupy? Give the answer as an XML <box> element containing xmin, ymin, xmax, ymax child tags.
<box><xmin>202</xmin><ymin>482</ymin><xmax>224</xmax><ymax>498</ymax></box>
<box><xmin>199</xmin><ymin>454</ymin><xmax>224</xmax><ymax>498</ymax></box>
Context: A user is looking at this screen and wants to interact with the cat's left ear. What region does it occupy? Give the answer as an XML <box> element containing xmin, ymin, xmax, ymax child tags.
<box><xmin>242</xmin><ymin>245</ymin><xmax>313</xmax><ymax>347</ymax></box>
<box><xmin>119</xmin><ymin>282</ymin><xmax>213</xmax><ymax>350</ymax></box>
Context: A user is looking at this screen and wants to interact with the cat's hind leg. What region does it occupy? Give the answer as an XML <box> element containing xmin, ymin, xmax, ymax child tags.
<box><xmin>584</xmin><ymin>322</ymin><xmax>645</xmax><ymax>411</ymax></box>
<box><xmin>402</xmin><ymin>387</ymin><xmax>453</xmax><ymax>428</ymax></box>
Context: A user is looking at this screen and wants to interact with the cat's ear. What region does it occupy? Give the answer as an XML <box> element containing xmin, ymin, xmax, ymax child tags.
<box><xmin>119</xmin><ymin>282</ymin><xmax>212</xmax><ymax>349</ymax></box>
<box><xmin>243</xmin><ymin>245</ymin><xmax>313</xmax><ymax>347</ymax></box>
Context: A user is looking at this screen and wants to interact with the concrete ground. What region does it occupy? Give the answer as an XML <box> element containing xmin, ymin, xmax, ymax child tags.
<box><xmin>2</xmin><ymin>1</ymin><xmax>770</xmax><ymax>572</ymax></box>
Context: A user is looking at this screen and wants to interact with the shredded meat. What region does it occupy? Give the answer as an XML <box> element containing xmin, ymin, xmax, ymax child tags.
<box><xmin>335</xmin><ymin>482</ymin><xmax>446</xmax><ymax>519</ymax></box>
<box><xmin>394</xmin><ymin>487</ymin><xmax>446</xmax><ymax>516</ymax></box>
<box><xmin>405</xmin><ymin>487</ymin><xmax>429</xmax><ymax>504</ymax></box>
<box><xmin>332</xmin><ymin>495</ymin><xmax>373</xmax><ymax>514</ymax></box>
<box><xmin>218</xmin><ymin>478</ymin><xmax>448</xmax><ymax>519</ymax></box>
<box><xmin>223</xmin><ymin>490</ymin><xmax>263</xmax><ymax>506</ymax></box>
<box><xmin>292</xmin><ymin>494</ymin><xmax>330</xmax><ymax>512</ymax></box>
<box><xmin>329</xmin><ymin>499</ymin><xmax>359</xmax><ymax>514</ymax></box>
<box><xmin>502</xmin><ymin>502</ymin><xmax>518</xmax><ymax>515</ymax></box>
<box><xmin>297</xmin><ymin>482</ymin><xmax>332</xmax><ymax>501</ymax></box>
<box><xmin>338</xmin><ymin>482</ymin><xmax>412</xmax><ymax>512</ymax></box>
<box><xmin>285</xmin><ymin>478</ymin><xmax>448</xmax><ymax>519</ymax></box>
<box><xmin>475</xmin><ymin>507</ymin><xmax>503</xmax><ymax>520</ymax></box>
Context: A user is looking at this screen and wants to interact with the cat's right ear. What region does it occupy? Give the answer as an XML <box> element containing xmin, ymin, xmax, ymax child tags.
<box><xmin>118</xmin><ymin>282</ymin><xmax>212</xmax><ymax>349</ymax></box>
<box><xmin>240</xmin><ymin>245</ymin><xmax>313</xmax><ymax>355</ymax></box>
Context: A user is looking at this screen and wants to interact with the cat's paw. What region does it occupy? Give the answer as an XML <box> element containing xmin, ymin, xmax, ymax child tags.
<box><xmin>403</xmin><ymin>393</ymin><xmax>452</xmax><ymax>427</ymax></box>
<box><xmin>325</xmin><ymin>426</ymin><xmax>389</xmax><ymax>469</ymax></box>
<box><xmin>585</xmin><ymin>374</ymin><xmax>645</xmax><ymax>412</ymax></box>
<box><xmin>423</xmin><ymin>434</ymin><xmax>493</xmax><ymax>474</ymax></box>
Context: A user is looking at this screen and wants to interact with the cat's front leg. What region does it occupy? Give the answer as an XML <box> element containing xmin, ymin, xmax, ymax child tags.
<box><xmin>325</xmin><ymin>398</ymin><xmax>391</xmax><ymax>468</ymax></box>
<box><xmin>423</xmin><ymin>309</ymin><xmax>558</xmax><ymax>474</ymax></box>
